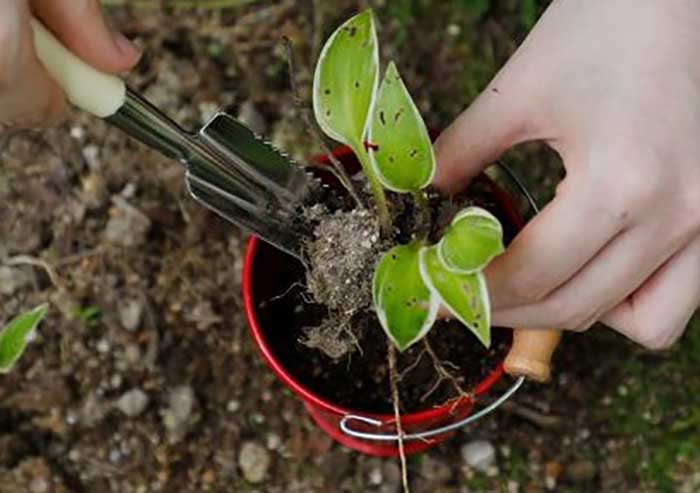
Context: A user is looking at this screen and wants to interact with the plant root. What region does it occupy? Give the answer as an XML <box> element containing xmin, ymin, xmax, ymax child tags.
<box><xmin>389</xmin><ymin>342</ymin><xmax>410</xmax><ymax>493</ymax></box>
<box><xmin>420</xmin><ymin>339</ymin><xmax>473</xmax><ymax>406</ymax></box>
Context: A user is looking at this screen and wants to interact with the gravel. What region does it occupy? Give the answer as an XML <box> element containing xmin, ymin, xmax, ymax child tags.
<box><xmin>104</xmin><ymin>196</ymin><xmax>152</xmax><ymax>248</ymax></box>
<box><xmin>162</xmin><ymin>386</ymin><xmax>196</xmax><ymax>436</ymax></box>
<box><xmin>118</xmin><ymin>299</ymin><xmax>144</xmax><ymax>332</ymax></box>
<box><xmin>115</xmin><ymin>389</ymin><xmax>150</xmax><ymax>418</ymax></box>
<box><xmin>238</xmin><ymin>441</ymin><xmax>271</xmax><ymax>483</ymax></box>
<box><xmin>461</xmin><ymin>440</ymin><xmax>497</xmax><ymax>473</ymax></box>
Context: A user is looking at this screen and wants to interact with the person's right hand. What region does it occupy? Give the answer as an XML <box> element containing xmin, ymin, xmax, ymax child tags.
<box><xmin>0</xmin><ymin>0</ymin><xmax>140</xmax><ymax>129</ymax></box>
<box><xmin>434</xmin><ymin>0</ymin><xmax>700</xmax><ymax>350</ymax></box>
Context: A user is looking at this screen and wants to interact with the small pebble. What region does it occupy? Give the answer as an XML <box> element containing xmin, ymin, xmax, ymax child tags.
<box><xmin>368</xmin><ymin>467</ymin><xmax>383</xmax><ymax>485</ymax></box>
<box><xmin>96</xmin><ymin>339</ymin><xmax>111</xmax><ymax>354</ymax></box>
<box><xmin>70</xmin><ymin>126</ymin><xmax>85</xmax><ymax>140</ymax></box>
<box><xmin>461</xmin><ymin>440</ymin><xmax>496</xmax><ymax>473</ymax></box>
<box><xmin>116</xmin><ymin>389</ymin><xmax>150</xmax><ymax>417</ymax></box>
<box><xmin>266</xmin><ymin>433</ymin><xmax>281</xmax><ymax>451</ymax></box>
<box><xmin>237</xmin><ymin>100</ymin><xmax>267</xmax><ymax>135</ymax></box>
<box><xmin>111</xmin><ymin>374</ymin><xmax>123</xmax><ymax>389</ymax></box>
<box><xmin>29</xmin><ymin>478</ymin><xmax>49</xmax><ymax>493</ymax></box>
<box><xmin>163</xmin><ymin>386</ymin><xmax>196</xmax><ymax>433</ymax></box>
<box><xmin>238</xmin><ymin>442</ymin><xmax>270</xmax><ymax>483</ymax></box>
<box><xmin>82</xmin><ymin>145</ymin><xmax>100</xmax><ymax>170</ymax></box>
<box><xmin>65</xmin><ymin>412</ymin><xmax>78</xmax><ymax>425</ymax></box>
<box><xmin>119</xmin><ymin>299</ymin><xmax>144</xmax><ymax>332</ymax></box>
<box><xmin>226</xmin><ymin>400</ymin><xmax>240</xmax><ymax>413</ymax></box>
<box><xmin>109</xmin><ymin>448</ymin><xmax>122</xmax><ymax>463</ymax></box>
<box><xmin>545</xmin><ymin>476</ymin><xmax>556</xmax><ymax>490</ymax></box>
<box><xmin>105</xmin><ymin>197</ymin><xmax>152</xmax><ymax>248</ymax></box>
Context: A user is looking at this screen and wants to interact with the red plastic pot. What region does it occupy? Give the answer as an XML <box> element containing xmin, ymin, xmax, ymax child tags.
<box><xmin>242</xmin><ymin>146</ymin><xmax>527</xmax><ymax>457</ymax></box>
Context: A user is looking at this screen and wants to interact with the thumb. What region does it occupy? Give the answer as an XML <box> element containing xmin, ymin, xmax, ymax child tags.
<box><xmin>433</xmin><ymin>85</ymin><xmax>535</xmax><ymax>195</ymax></box>
<box><xmin>31</xmin><ymin>0</ymin><xmax>140</xmax><ymax>74</ymax></box>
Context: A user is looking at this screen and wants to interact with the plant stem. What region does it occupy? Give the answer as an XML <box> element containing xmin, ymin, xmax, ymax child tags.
<box><xmin>355</xmin><ymin>143</ymin><xmax>392</xmax><ymax>235</ymax></box>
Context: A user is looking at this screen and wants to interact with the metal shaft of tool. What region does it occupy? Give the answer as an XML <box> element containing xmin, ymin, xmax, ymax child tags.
<box><xmin>106</xmin><ymin>89</ymin><xmax>276</xmax><ymax>203</ymax></box>
<box><xmin>105</xmin><ymin>89</ymin><xmax>308</xmax><ymax>258</ymax></box>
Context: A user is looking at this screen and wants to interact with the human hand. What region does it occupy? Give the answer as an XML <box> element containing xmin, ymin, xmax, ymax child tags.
<box><xmin>434</xmin><ymin>0</ymin><xmax>700</xmax><ymax>350</ymax></box>
<box><xmin>0</xmin><ymin>0</ymin><xmax>140</xmax><ymax>129</ymax></box>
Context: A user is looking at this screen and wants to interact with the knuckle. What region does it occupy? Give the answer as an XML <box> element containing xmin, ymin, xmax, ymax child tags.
<box><xmin>608</xmin><ymin>174</ymin><xmax>657</xmax><ymax>220</ymax></box>
<box><xmin>584</xmin><ymin>153</ymin><xmax>662</xmax><ymax>224</ymax></box>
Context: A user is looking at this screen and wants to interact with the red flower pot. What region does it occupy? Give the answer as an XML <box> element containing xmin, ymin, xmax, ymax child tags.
<box><xmin>242</xmin><ymin>146</ymin><xmax>527</xmax><ymax>457</ymax></box>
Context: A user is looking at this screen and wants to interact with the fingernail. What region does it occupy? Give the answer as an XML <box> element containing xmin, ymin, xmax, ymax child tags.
<box><xmin>113</xmin><ymin>31</ymin><xmax>141</xmax><ymax>61</ymax></box>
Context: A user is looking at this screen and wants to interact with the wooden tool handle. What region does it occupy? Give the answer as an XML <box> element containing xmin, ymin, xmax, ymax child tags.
<box><xmin>31</xmin><ymin>20</ymin><xmax>126</xmax><ymax>118</ymax></box>
<box><xmin>504</xmin><ymin>329</ymin><xmax>562</xmax><ymax>383</ymax></box>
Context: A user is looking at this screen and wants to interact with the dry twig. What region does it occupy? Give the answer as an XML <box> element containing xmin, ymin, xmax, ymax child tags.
<box><xmin>4</xmin><ymin>255</ymin><xmax>64</xmax><ymax>291</ymax></box>
<box><xmin>501</xmin><ymin>401</ymin><xmax>563</xmax><ymax>429</ymax></box>
<box><xmin>282</xmin><ymin>36</ymin><xmax>365</xmax><ymax>209</ymax></box>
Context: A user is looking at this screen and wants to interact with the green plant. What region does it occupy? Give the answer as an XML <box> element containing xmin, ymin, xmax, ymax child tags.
<box><xmin>313</xmin><ymin>10</ymin><xmax>504</xmax><ymax>352</ymax></box>
<box><xmin>0</xmin><ymin>304</ymin><xmax>49</xmax><ymax>373</ymax></box>
<box><xmin>73</xmin><ymin>305</ymin><xmax>103</xmax><ymax>328</ymax></box>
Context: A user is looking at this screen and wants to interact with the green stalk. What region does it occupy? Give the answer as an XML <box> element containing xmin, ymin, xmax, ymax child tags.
<box><xmin>354</xmin><ymin>143</ymin><xmax>391</xmax><ymax>235</ymax></box>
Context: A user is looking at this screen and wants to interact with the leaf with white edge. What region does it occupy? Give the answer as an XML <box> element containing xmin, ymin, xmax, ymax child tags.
<box><xmin>420</xmin><ymin>246</ymin><xmax>491</xmax><ymax>348</ymax></box>
<box><xmin>0</xmin><ymin>303</ymin><xmax>49</xmax><ymax>374</ymax></box>
<box><xmin>312</xmin><ymin>9</ymin><xmax>379</xmax><ymax>150</ymax></box>
<box><xmin>438</xmin><ymin>207</ymin><xmax>504</xmax><ymax>274</ymax></box>
<box><xmin>368</xmin><ymin>62</ymin><xmax>435</xmax><ymax>192</ymax></box>
<box><xmin>373</xmin><ymin>242</ymin><xmax>439</xmax><ymax>351</ymax></box>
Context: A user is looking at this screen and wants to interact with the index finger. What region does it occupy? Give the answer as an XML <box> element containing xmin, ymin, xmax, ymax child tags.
<box><xmin>485</xmin><ymin>181</ymin><xmax>625</xmax><ymax>310</ymax></box>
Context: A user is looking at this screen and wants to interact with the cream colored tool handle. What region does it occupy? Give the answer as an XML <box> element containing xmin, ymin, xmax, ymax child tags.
<box><xmin>31</xmin><ymin>20</ymin><xmax>126</xmax><ymax>118</ymax></box>
<box><xmin>504</xmin><ymin>329</ymin><xmax>562</xmax><ymax>383</ymax></box>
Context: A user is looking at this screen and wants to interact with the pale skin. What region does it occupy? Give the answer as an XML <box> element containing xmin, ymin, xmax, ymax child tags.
<box><xmin>2</xmin><ymin>0</ymin><xmax>698</xmax><ymax>350</ymax></box>
<box><xmin>435</xmin><ymin>0</ymin><xmax>700</xmax><ymax>350</ymax></box>
<box><xmin>0</xmin><ymin>0</ymin><xmax>139</xmax><ymax>129</ymax></box>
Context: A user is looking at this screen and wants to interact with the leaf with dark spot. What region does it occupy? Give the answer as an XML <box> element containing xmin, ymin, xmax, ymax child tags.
<box><xmin>313</xmin><ymin>10</ymin><xmax>379</xmax><ymax>152</ymax></box>
<box><xmin>374</xmin><ymin>243</ymin><xmax>438</xmax><ymax>351</ymax></box>
<box><xmin>368</xmin><ymin>62</ymin><xmax>435</xmax><ymax>192</ymax></box>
